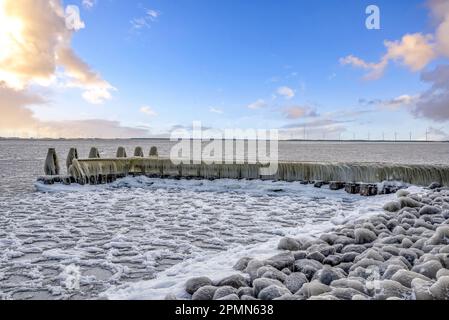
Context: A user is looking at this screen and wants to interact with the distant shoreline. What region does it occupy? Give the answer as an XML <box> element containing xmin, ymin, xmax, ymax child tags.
<box><xmin>0</xmin><ymin>137</ymin><xmax>447</xmax><ymax>143</ymax></box>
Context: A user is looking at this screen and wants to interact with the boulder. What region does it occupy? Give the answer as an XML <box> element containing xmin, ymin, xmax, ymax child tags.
<box><xmin>233</xmin><ymin>257</ymin><xmax>251</xmax><ymax>271</ymax></box>
<box><xmin>383</xmin><ymin>201</ymin><xmax>401</xmax><ymax>213</ymax></box>
<box><xmin>428</xmin><ymin>226</ymin><xmax>449</xmax><ymax>245</ymax></box>
<box><xmin>265</xmin><ymin>252</ymin><xmax>295</xmax><ymax>270</ymax></box>
<box><xmin>391</xmin><ymin>270</ymin><xmax>431</xmax><ymax>288</ymax></box>
<box><xmin>217</xmin><ymin>274</ymin><xmax>248</xmax><ymax>289</ymax></box>
<box><xmin>213</xmin><ymin>286</ymin><xmax>237</xmax><ymax>300</ymax></box>
<box><xmin>192</xmin><ymin>286</ymin><xmax>217</xmax><ymax>300</ymax></box>
<box><xmin>412</xmin><ymin>260</ymin><xmax>443</xmax><ymax>279</ymax></box>
<box><xmin>372</xmin><ymin>280</ymin><xmax>411</xmax><ymax>300</ymax></box>
<box><xmin>312</xmin><ymin>266</ymin><xmax>343</xmax><ymax>286</ymax></box>
<box><xmin>252</xmin><ymin>278</ymin><xmax>284</xmax><ymax>296</ymax></box>
<box><xmin>217</xmin><ymin>294</ymin><xmax>240</xmax><ymax>300</ymax></box>
<box><xmin>294</xmin><ymin>259</ymin><xmax>323</xmax><ymax>280</ymax></box>
<box><xmin>296</xmin><ymin>280</ymin><xmax>331</xmax><ymax>298</ymax></box>
<box><xmin>398</xmin><ymin>197</ymin><xmax>421</xmax><ymax>209</ymax></box>
<box><xmin>411</xmin><ymin>278</ymin><xmax>434</xmax><ymax>300</ymax></box>
<box><xmin>185</xmin><ymin>277</ymin><xmax>212</xmax><ymax>294</ymax></box>
<box><xmin>284</xmin><ymin>272</ymin><xmax>308</xmax><ymax>294</ymax></box>
<box><xmin>429</xmin><ymin>276</ymin><xmax>449</xmax><ymax>300</ymax></box>
<box><xmin>354</xmin><ymin>228</ymin><xmax>377</xmax><ymax>244</ymax></box>
<box><xmin>258</xmin><ymin>285</ymin><xmax>291</xmax><ymax>300</ymax></box>
<box><xmin>277</xmin><ymin>237</ymin><xmax>302</xmax><ymax>251</ymax></box>
<box><xmin>419</xmin><ymin>205</ymin><xmax>442</xmax><ymax>216</ymax></box>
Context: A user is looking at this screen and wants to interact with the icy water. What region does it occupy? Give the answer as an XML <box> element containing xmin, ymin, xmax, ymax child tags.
<box><xmin>0</xmin><ymin>139</ymin><xmax>446</xmax><ymax>300</ymax></box>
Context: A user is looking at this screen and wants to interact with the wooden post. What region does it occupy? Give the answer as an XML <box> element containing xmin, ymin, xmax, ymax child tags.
<box><xmin>66</xmin><ymin>148</ymin><xmax>78</xmax><ymax>170</ymax></box>
<box><xmin>149</xmin><ymin>146</ymin><xmax>158</xmax><ymax>157</ymax></box>
<box><xmin>44</xmin><ymin>148</ymin><xmax>60</xmax><ymax>176</ymax></box>
<box><xmin>116</xmin><ymin>146</ymin><xmax>127</xmax><ymax>158</ymax></box>
<box><xmin>89</xmin><ymin>147</ymin><xmax>100</xmax><ymax>159</ymax></box>
<box><xmin>134</xmin><ymin>146</ymin><xmax>144</xmax><ymax>157</ymax></box>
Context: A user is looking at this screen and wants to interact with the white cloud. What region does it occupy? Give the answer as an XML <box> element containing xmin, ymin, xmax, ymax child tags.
<box><xmin>277</xmin><ymin>86</ymin><xmax>295</xmax><ymax>99</ymax></box>
<box><xmin>82</xmin><ymin>0</ymin><xmax>96</xmax><ymax>9</ymax></box>
<box><xmin>209</xmin><ymin>107</ymin><xmax>223</xmax><ymax>114</ymax></box>
<box><xmin>131</xmin><ymin>8</ymin><xmax>160</xmax><ymax>30</ymax></box>
<box><xmin>140</xmin><ymin>106</ymin><xmax>158</xmax><ymax>117</ymax></box>
<box><xmin>283</xmin><ymin>106</ymin><xmax>318</xmax><ymax>119</ymax></box>
<box><xmin>247</xmin><ymin>99</ymin><xmax>267</xmax><ymax>110</ymax></box>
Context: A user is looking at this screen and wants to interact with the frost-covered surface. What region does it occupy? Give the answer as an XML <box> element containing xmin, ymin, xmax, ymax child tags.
<box><xmin>0</xmin><ymin>175</ymin><xmax>395</xmax><ymax>300</ymax></box>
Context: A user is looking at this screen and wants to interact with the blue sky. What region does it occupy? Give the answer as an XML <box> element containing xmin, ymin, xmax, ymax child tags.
<box><xmin>1</xmin><ymin>0</ymin><xmax>449</xmax><ymax>139</ymax></box>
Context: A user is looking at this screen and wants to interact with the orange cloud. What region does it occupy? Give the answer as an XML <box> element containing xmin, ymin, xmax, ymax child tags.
<box><xmin>0</xmin><ymin>0</ymin><xmax>114</xmax><ymax>103</ymax></box>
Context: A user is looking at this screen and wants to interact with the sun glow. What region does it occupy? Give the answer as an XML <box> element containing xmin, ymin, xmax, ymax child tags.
<box><xmin>0</xmin><ymin>0</ymin><xmax>26</xmax><ymax>88</ymax></box>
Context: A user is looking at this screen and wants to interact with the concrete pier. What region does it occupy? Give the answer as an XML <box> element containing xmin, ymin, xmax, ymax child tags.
<box><xmin>37</xmin><ymin>147</ymin><xmax>449</xmax><ymax>196</ymax></box>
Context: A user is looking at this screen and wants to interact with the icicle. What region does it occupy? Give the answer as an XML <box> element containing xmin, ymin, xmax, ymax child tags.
<box><xmin>88</xmin><ymin>147</ymin><xmax>100</xmax><ymax>159</ymax></box>
<box><xmin>44</xmin><ymin>148</ymin><xmax>60</xmax><ymax>176</ymax></box>
<box><xmin>66</xmin><ymin>148</ymin><xmax>78</xmax><ymax>171</ymax></box>
<box><xmin>134</xmin><ymin>146</ymin><xmax>144</xmax><ymax>157</ymax></box>
<box><xmin>116</xmin><ymin>146</ymin><xmax>127</xmax><ymax>158</ymax></box>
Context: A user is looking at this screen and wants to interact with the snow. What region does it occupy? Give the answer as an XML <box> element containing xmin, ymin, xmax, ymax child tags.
<box><xmin>0</xmin><ymin>176</ymin><xmax>413</xmax><ymax>299</ymax></box>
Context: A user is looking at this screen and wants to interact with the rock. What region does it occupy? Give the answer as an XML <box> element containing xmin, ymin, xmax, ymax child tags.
<box><xmin>331</xmin><ymin>278</ymin><xmax>366</xmax><ymax>294</ymax></box>
<box><xmin>313</xmin><ymin>266</ymin><xmax>343</xmax><ymax>286</ymax></box>
<box><xmin>273</xmin><ymin>294</ymin><xmax>301</xmax><ymax>300</ymax></box>
<box><xmin>330</xmin><ymin>287</ymin><xmax>367</xmax><ymax>300</ymax></box>
<box><xmin>233</xmin><ymin>257</ymin><xmax>251</xmax><ymax>271</ymax></box>
<box><xmin>382</xmin><ymin>265</ymin><xmax>405</xmax><ymax>280</ymax></box>
<box><xmin>292</xmin><ymin>251</ymin><xmax>307</xmax><ymax>260</ymax></box>
<box><xmin>296</xmin><ymin>280</ymin><xmax>331</xmax><ymax>298</ymax></box>
<box><xmin>428</xmin><ymin>226</ymin><xmax>449</xmax><ymax>245</ymax></box>
<box><xmin>217</xmin><ymin>274</ymin><xmax>248</xmax><ymax>289</ymax></box>
<box><xmin>294</xmin><ymin>259</ymin><xmax>323</xmax><ymax>280</ymax></box>
<box><xmin>429</xmin><ymin>276</ymin><xmax>449</xmax><ymax>300</ymax></box>
<box><xmin>419</xmin><ymin>205</ymin><xmax>442</xmax><ymax>216</ymax></box>
<box><xmin>352</xmin><ymin>294</ymin><xmax>368</xmax><ymax>300</ymax></box>
<box><xmin>391</xmin><ymin>270</ymin><xmax>431</xmax><ymax>288</ymax></box>
<box><xmin>185</xmin><ymin>277</ymin><xmax>212</xmax><ymax>294</ymax></box>
<box><xmin>323</xmin><ymin>255</ymin><xmax>342</xmax><ymax>266</ymax></box>
<box><xmin>307</xmin><ymin>294</ymin><xmax>340</xmax><ymax>300</ymax></box>
<box><xmin>278</xmin><ymin>237</ymin><xmax>302</xmax><ymax>251</ymax></box>
<box><xmin>398</xmin><ymin>197</ymin><xmax>421</xmax><ymax>209</ymax></box>
<box><xmin>245</xmin><ymin>259</ymin><xmax>265</xmax><ymax>280</ymax></box>
<box><xmin>396</xmin><ymin>190</ymin><xmax>410</xmax><ymax>198</ymax></box>
<box><xmin>354</xmin><ymin>228</ymin><xmax>377</xmax><ymax>244</ymax></box>
<box><xmin>350</xmin><ymin>258</ymin><xmax>383</xmax><ymax>272</ymax></box>
<box><xmin>265</xmin><ymin>252</ymin><xmax>295</xmax><ymax>270</ymax></box>
<box><xmin>399</xmin><ymin>249</ymin><xmax>418</xmax><ymax>265</ymax></box>
<box><xmin>436</xmin><ymin>269</ymin><xmax>449</xmax><ymax>279</ymax></box>
<box><xmin>262</xmin><ymin>269</ymin><xmax>287</xmax><ymax>282</ymax></box>
<box><xmin>329</xmin><ymin>182</ymin><xmax>345</xmax><ymax>191</ymax></box>
<box><xmin>428</xmin><ymin>182</ymin><xmax>442</xmax><ymax>190</ymax></box>
<box><xmin>307</xmin><ymin>251</ymin><xmax>325</xmax><ymax>263</ymax></box>
<box><xmin>252</xmin><ymin>278</ymin><xmax>285</xmax><ymax>296</ymax></box>
<box><xmin>401</xmin><ymin>238</ymin><xmax>413</xmax><ymax>248</ymax></box>
<box><xmin>241</xmin><ymin>295</ymin><xmax>258</xmax><ymax>300</ymax></box>
<box><xmin>342</xmin><ymin>252</ymin><xmax>358</xmax><ymax>263</ymax></box>
<box><xmin>192</xmin><ymin>286</ymin><xmax>217</xmax><ymax>300</ymax></box>
<box><xmin>411</xmin><ymin>278</ymin><xmax>435</xmax><ymax>300</ymax></box>
<box><xmin>281</xmin><ymin>268</ymin><xmax>292</xmax><ymax>275</ymax></box>
<box><xmin>217</xmin><ymin>294</ymin><xmax>240</xmax><ymax>300</ymax></box>
<box><xmin>284</xmin><ymin>272</ymin><xmax>308</xmax><ymax>294</ymax></box>
<box><xmin>213</xmin><ymin>286</ymin><xmax>237</xmax><ymax>300</ymax></box>
<box><xmin>355</xmin><ymin>249</ymin><xmax>384</xmax><ymax>263</ymax></box>
<box><xmin>237</xmin><ymin>287</ymin><xmax>254</xmax><ymax>298</ymax></box>
<box><xmin>383</xmin><ymin>201</ymin><xmax>401</xmax><ymax>212</ymax></box>
<box><xmin>258</xmin><ymin>285</ymin><xmax>291</xmax><ymax>300</ymax></box>
<box><xmin>412</xmin><ymin>260</ymin><xmax>443</xmax><ymax>279</ymax></box>
<box><xmin>372</xmin><ymin>280</ymin><xmax>411</xmax><ymax>299</ymax></box>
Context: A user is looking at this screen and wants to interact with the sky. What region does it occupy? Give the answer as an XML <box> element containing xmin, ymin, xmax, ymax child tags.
<box><xmin>1</xmin><ymin>0</ymin><xmax>449</xmax><ymax>140</ymax></box>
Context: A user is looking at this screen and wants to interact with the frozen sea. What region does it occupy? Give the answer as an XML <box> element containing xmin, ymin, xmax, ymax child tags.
<box><xmin>0</xmin><ymin>139</ymin><xmax>447</xmax><ymax>300</ymax></box>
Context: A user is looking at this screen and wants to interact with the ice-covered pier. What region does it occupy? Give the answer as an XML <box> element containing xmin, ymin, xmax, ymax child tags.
<box><xmin>37</xmin><ymin>146</ymin><xmax>449</xmax><ymax>196</ymax></box>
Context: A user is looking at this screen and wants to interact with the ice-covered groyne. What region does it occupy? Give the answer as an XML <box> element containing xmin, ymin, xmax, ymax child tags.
<box><xmin>37</xmin><ymin>146</ymin><xmax>449</xmax><ymax>195</ymax></box>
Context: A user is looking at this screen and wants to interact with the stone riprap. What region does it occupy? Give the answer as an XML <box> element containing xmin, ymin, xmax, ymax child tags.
<box><xmin>179</xmin><ymin>186</ymin><xmax>449</xmax><ymax>300</ymax></box>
